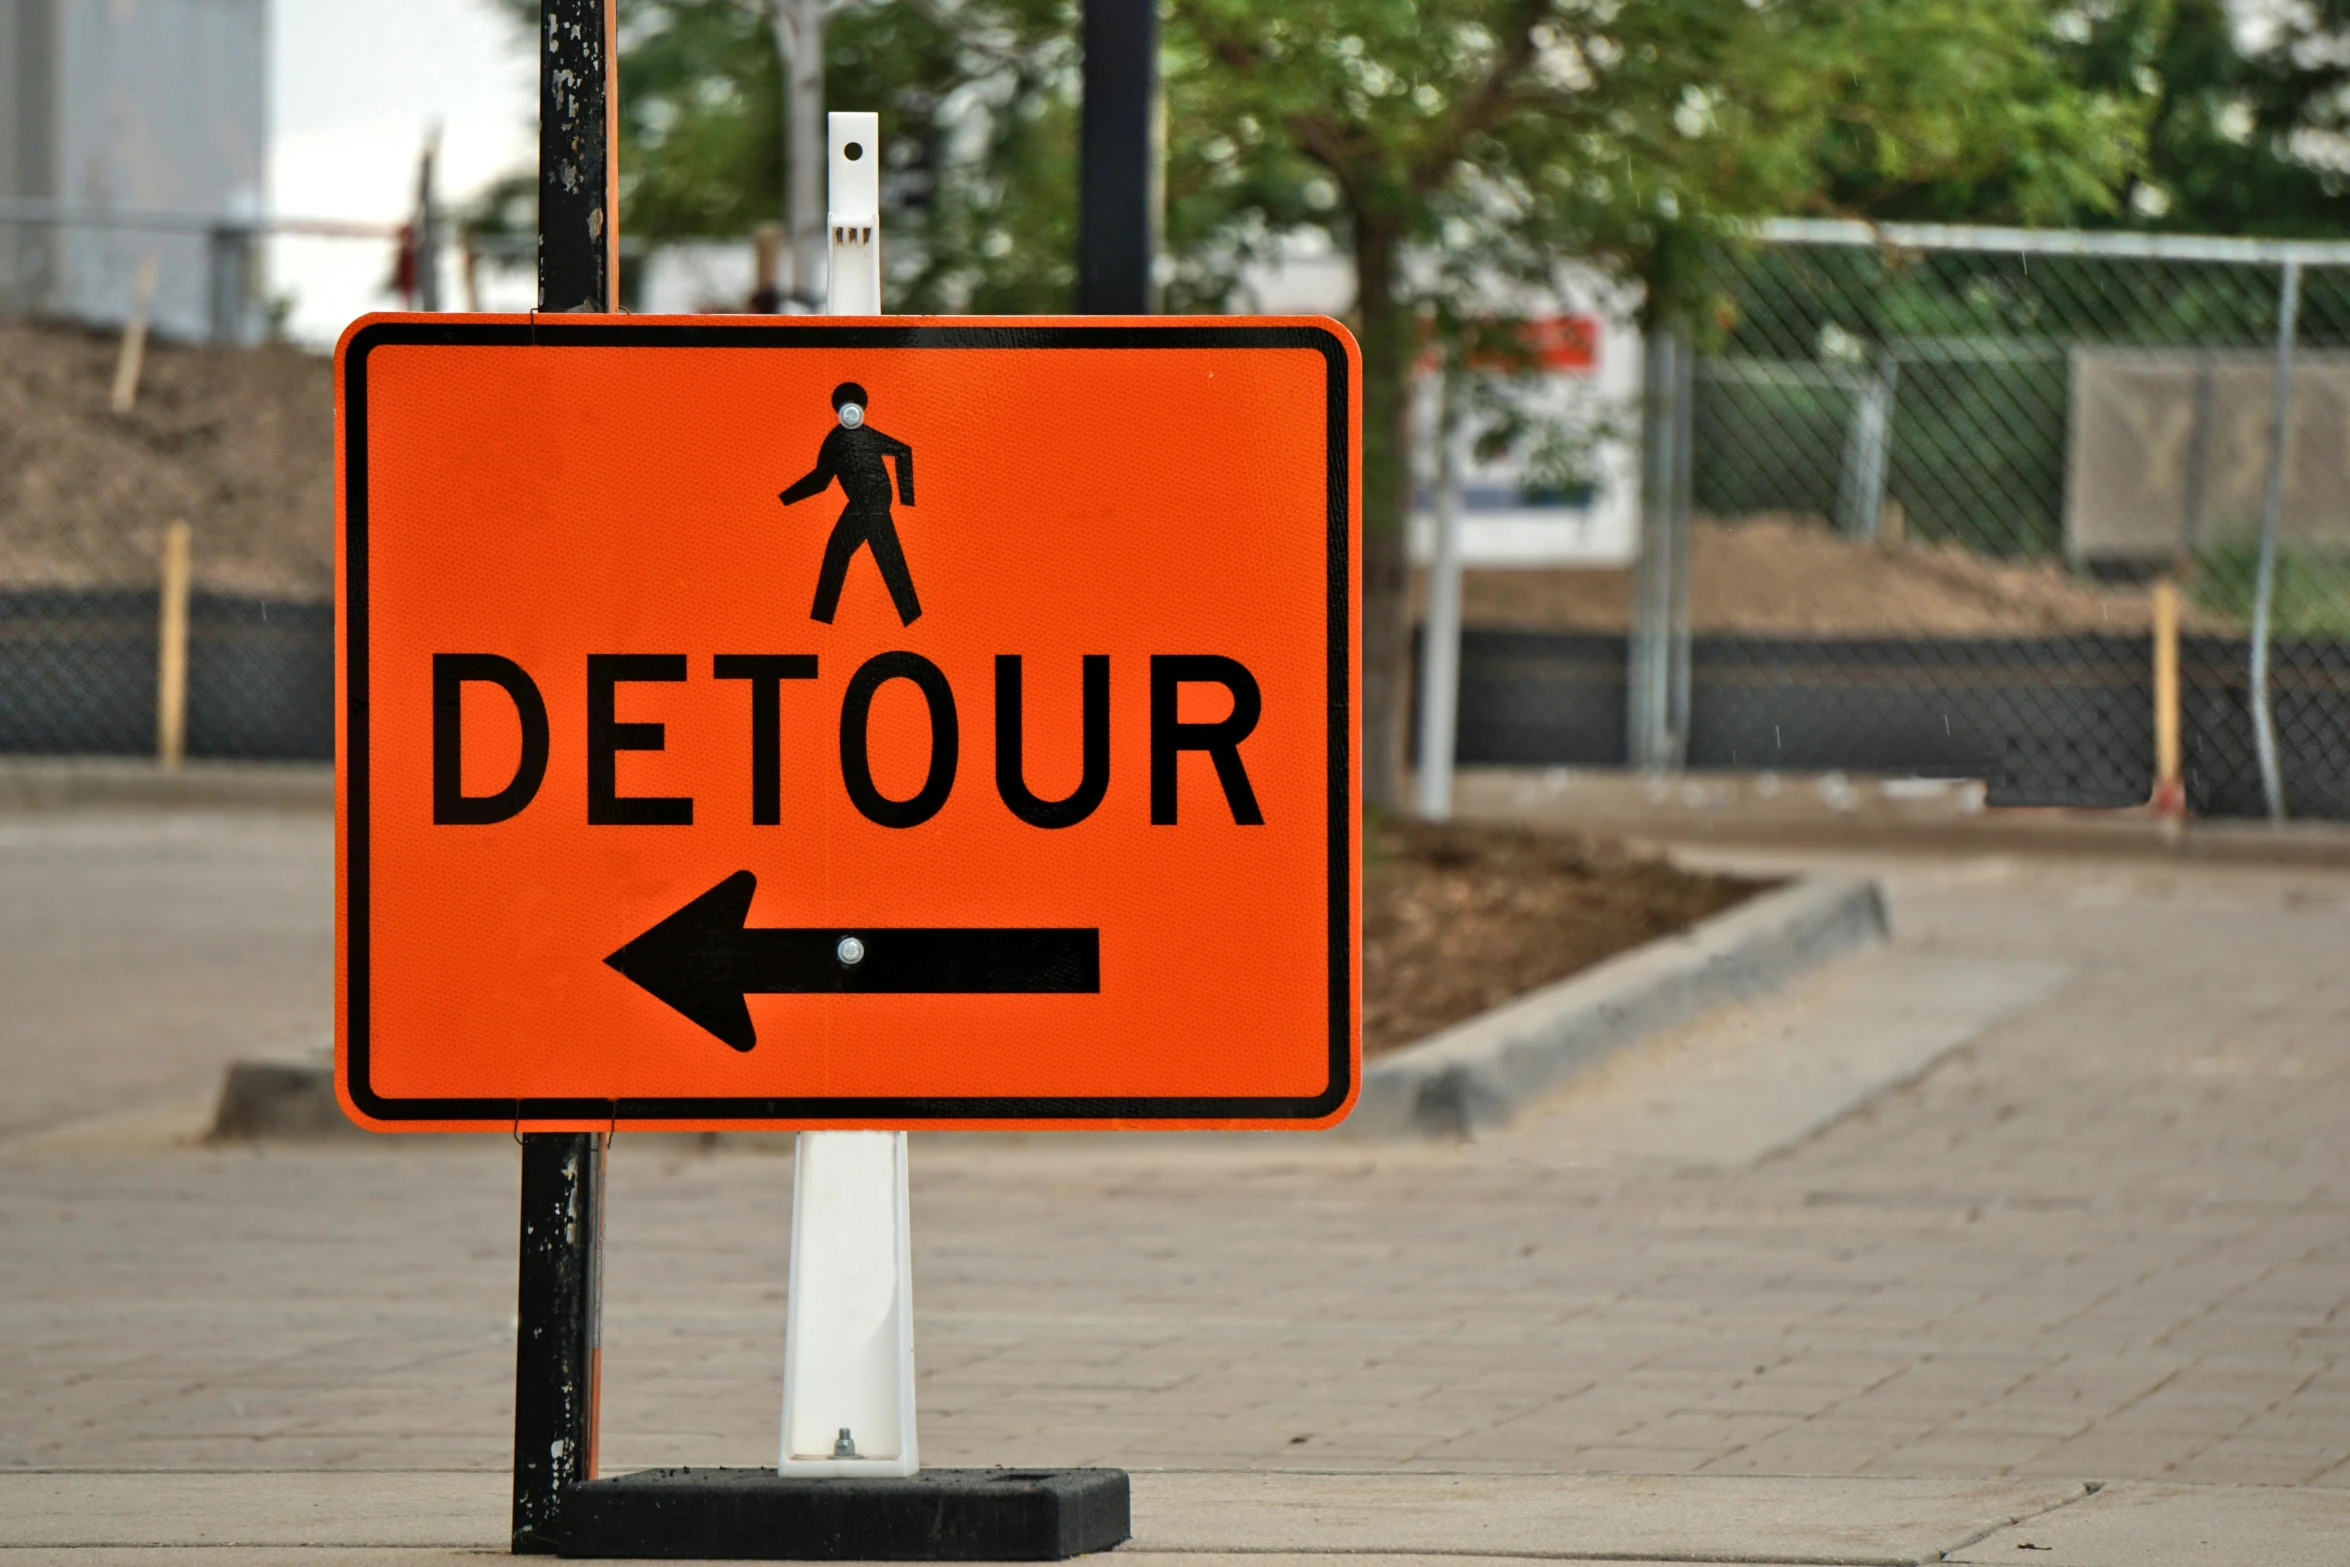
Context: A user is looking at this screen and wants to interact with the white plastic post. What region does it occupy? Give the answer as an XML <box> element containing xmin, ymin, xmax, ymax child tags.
<box><xmin>781</xmin><ymin>1130</ymin><xmax>916</xmax><ymax>1473</ymax></box>
<box><xmin>824</xmin><ymin>112</ymin><xmax>880</xmax><ymax>315</ymax></box>
<box><xmin>778</xmin><ymin>110</ymin><xmax>918</xmax><ymax>1479</ymax></box>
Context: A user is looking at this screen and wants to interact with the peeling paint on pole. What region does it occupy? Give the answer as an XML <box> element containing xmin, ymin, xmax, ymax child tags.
<box><xmin>538</xmin><ymin>0</ymin><xmax>616</xmax><ymax>312</ymax></box>
<box><xmin>511</xmin><ymin>1130</ymin><xmax>606</xmax><ymax>1552</ymax></box>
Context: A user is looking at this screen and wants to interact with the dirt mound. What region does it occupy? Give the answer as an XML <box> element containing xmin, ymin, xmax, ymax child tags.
<box><xmin>1440</xmin><ymin>515</ymin><xmax>2213</xmax><ymax>637</ymax></box>
<box><xmin>0</xmin><ymin>322</ymin><xmax>332</xmax><ymax>597</ymax></box>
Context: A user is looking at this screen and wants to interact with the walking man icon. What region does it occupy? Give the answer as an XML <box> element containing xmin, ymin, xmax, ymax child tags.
<box><xmin>780</xmin><ymin>382</ymin><xmax>921</xmax><ymax>625</ymax></box>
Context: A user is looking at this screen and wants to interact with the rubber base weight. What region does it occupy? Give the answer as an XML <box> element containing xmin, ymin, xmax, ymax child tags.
<box><xmin>551</xmin><ymin>1467</ymin><xmax>1131</xmax><ymax>1560</ymax></box>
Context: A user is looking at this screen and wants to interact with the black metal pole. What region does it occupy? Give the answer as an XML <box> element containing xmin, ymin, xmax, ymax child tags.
<box><xmin>1076</xmin><ymin>0</ymin><xmax>1157</xmax><ymax>314</ymax></box>
<box><xmin>512</xmin><ymin>1131</ymin><xmax>607</xmax><ymax>1552</ymax></box>
<box><xmin>539</xmin><ymin>0</ymin><xmax>617</xmax><ymax>314</ymax></box>
<box><xmin>514</xmin><ymin>3</ymin><xmax>615</xmax><ymax>1555</ymax></box>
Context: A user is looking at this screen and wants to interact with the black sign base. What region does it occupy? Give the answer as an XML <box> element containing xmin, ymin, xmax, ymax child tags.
<box><xmin>549</xmin><ymin>1467</ymin><xmax>1131</xmax><ymax>1560</ymax></box>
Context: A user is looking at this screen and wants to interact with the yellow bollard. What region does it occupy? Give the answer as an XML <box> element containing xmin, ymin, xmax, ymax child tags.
<box><xmin>2152</xmin><ymin>576</ymin><xmax>2183</xmax><ymax>818</ymax></box>
<box><xmin>156</xmin><ymin>520</ymin><xmax>191</xmax><ymax>772</ymax></box>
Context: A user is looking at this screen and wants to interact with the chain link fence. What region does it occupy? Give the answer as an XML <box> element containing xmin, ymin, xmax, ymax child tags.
<box><xmin>13</xmin><ymin>207</ymin><xmax>2350</xmax><ymax>813</ymax></box>
<box><xmin>1441</xmin><ymin>222</ymin><xmax>2350</xmax><ymax>821</ymax></box>
<box><xmin>1688</xmin><ymin>222</ymin><xmax>2350</xmax><ymax>818</ymax></box>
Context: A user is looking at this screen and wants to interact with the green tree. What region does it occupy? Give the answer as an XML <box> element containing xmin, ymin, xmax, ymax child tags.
<box><xmin>1159</xmin><ymin>0</ymin><xmax>2147</xmax><ymax>800</ymax></box>
<box><xmin>2126</xmin><ymin>0</ymin><xmax>2350</xmax><ymax>237</ymax></box>
<box><xmin>1818</xmin><ymin>0</ymin><xmax>2350</xmax><ymax>236</ymax></box>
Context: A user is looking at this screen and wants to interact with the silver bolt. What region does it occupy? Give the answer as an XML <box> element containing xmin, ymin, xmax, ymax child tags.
<box><xmin>836</xmin><ymin>935</ymin><xmax>865</xmax><ymax>966</ymax></box>
<box><xmin>833</xmin><ymin>1427</ymin><xmax>858</xmax><ymax>1458</ymax></box>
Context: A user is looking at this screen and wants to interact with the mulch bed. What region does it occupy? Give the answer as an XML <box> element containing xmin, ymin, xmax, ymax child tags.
<box><xmin>1363</xmin><ymin>816</ymin><xmax>1768</xmax><ymax>1058</ymax></box>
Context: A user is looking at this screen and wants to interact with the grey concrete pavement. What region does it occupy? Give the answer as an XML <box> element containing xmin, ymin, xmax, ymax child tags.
<box><xmin>1946</xmin><ymin>1479</ymin><xmax>2350</xmax><ymax>1564</ymax></box>
<box><xmin>10</xmin><ymin>1469</ymin><xmax>2348</xmax><ymax>1564</ymax></box>
<box><xmin>1484</xmin><ymin>947</ymin><xmax>2067</xmax><ymax>1170</ymax></box>
<box><xmin>0</xmin><ymin>1468</ymin><xmax>2091</xmax><ymax>1562</ymax></box>
<box><xmin>2</xmin><ymin>1470</ymin><xmax>505</xmax><ymax>1551</ymax></box>
<box><xmin>9</xmin><ymin>814</ymin><xmax>2350</xmax><ymax>1558</ymax></box>
<box><xmin>1129</xmin><ymin>1471</ymin><xmax>2090</xmax><ymax>1561</ymax></box>
<box><xmin>0</xmin><ymin>811</ymin><xmax>329</xmax><ymax>1138</ymax></box>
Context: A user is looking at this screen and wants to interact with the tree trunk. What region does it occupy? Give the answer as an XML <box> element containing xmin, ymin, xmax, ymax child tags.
<box><xmin>1351</xmin><ymin>213</ymin><xmax>1411</xmax><ymax>810</ymax></box>
<box><xmin>773</xmin><ymin>0</ymin><xmax>828</xmax><ymax>309</ymax></box>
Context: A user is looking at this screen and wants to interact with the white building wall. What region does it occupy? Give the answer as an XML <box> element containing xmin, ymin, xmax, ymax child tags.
<box><xmin>4</xmin><ymin>0</ymin><xmax>266</xmax><ymax>340</ymax></box>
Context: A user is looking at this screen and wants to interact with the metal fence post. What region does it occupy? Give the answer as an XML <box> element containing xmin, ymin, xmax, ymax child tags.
<box><xmin>1667</xmin><ymin>334</ymin><xmax>1694</xmax><ymax>756</ymax></box>
<box><xmin>207</xmin><ymin>227</ymin><xmax>235</xmax><ymax>344</ymax></box>
<box><xmin>1629</xmin><ymin>327</ymin><xmax>1691</xmax><ymax>771</ymax></box>
<box><xmin>206</xmin><ymin>224</ymin><xmax>262</xmax><ymax>344</ymax></box>
<box><xmin>2152</xmin><ymin>576</ymin><xmax>2185</xmax><ymax>818</ymax></box>
<box><xmin>415</xmin><ymin>134</ymin><xmax>443</xmax><ymax>314</ymax></box>
<box><xmin>1837</xmin><ymin>355</ymin><xmax>1897</xmax><ymax>541</ymax></box>
<box><xmin>1414</xmin><ymin>378</ymin><xmax>1465</xmax><ymax>819</ymax></box>
<box><xmin>2250</xmin><ymin>257</ymin><xmax>2301</xmax><ymax>824</ymax></box>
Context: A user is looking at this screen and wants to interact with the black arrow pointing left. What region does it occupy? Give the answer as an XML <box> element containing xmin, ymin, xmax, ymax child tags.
<box><xmin>604</xmin><ymin>870</ymin><xmax>1101</xmax><ymax>1051</ymax></box>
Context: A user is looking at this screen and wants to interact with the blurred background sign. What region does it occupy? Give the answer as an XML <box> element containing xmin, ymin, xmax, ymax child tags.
<box><xmin>2068</xmin><ymin>350</ymin><xmax>2350</xmax><ymax>564</ymax></box>
<box><xmin>1408</xmin><ymin>297</ymin><xmax>1644</xmax><ymax>571</ymax></box>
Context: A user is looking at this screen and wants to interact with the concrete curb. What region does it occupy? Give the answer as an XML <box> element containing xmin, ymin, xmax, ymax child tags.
<box><xmin>209</xmin><ymin>1053</ymin><xmax>362</xmax><ymax>1141</ymax></box>
<box><xmin>1343</xmin><ymin>874</ymin><xmax>1890</xmax><ymax>1141</ymax></box>
<box><xmin>0</xmin><ymin>757</ymin><xmax>331</xmax><ymax>812</ymax></box>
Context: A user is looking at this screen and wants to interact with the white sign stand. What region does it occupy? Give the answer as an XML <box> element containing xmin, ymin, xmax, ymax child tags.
<box><xmin>778</xmin><ymin>111</ymin><xmax>919</xmax><ymax>1479</ymax></box>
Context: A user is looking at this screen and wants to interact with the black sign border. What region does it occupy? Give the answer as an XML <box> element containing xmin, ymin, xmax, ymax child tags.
<box><xmin>341</xmin><ymin>319</ymin><xmax>1355</xmax><ymax>1127</ymax></box>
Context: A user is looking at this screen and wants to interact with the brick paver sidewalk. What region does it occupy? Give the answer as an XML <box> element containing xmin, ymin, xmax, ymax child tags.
<box><xmin>5</xmin><ymin>836</ymin><xmax>2350</xmax><ymax>1494</ymax></box>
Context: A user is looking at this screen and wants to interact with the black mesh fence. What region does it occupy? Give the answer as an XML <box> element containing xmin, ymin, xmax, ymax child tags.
<box><xmin>0</xmin><ymin>588</ymin><xmax>330</xmax><ymax>760</ymax></box>
<box><xmin>1428</xmin><ymin>626</ymin><xmax>2350</xmax><ymax>819</ymax></box>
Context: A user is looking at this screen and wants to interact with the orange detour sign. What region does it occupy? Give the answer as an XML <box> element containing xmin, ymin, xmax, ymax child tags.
<box><xmin>335</xmin><ymin>317</ymin><xmax>1360</xmax><ymax>1132</ymax></box>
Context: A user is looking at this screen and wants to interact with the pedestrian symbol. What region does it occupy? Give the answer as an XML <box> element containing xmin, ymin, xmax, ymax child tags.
<box><xmin>784</xmin><ymin>380</ymin><xmax>922</xmax><ymax>625</ymax></box>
